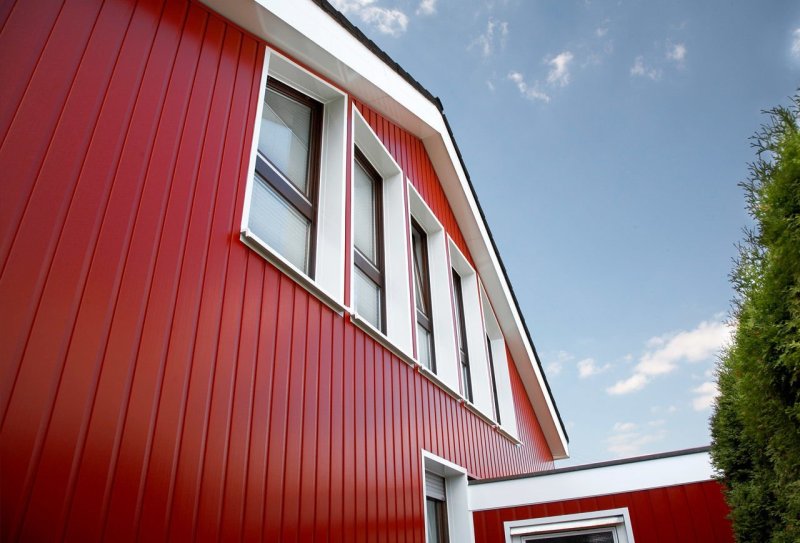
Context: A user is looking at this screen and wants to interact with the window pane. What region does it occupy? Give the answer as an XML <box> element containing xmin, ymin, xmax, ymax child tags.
<box><xmin>426</xmin><ymin>499</ymin><xmax>442</xmax><ymax>543</ymax></box>
<box><xmin>353</xmin><ymin>160</ymin><xmax>377</xmax><ymax>263</ymax></box>
<box><xmin>355</xmin><ymin>267</ymin><xmax>382</xmax><ymax>329</ymax></box>
<box><xmin>412</xmin><ymin>229</ymin><xmax>429</xmax><ymax>315</ymax></box>
<box><xmin>417</xmin><ymin>324</ymin><xmax>433</xmax><ymax>370</ymax></box>
<box><xmin>527</xmin><ymin>531</ymin><xmax>615</xmax><ymax>543</ymax></box>
<box><xmin>249</xmin><ymin>174</ymin><xmax>310</xmax><ymax>272</ymax></box>
<box><xmin>260</xmin><ymin>86</ymin><xmax>312</xmax><ymax>195</ymax></box>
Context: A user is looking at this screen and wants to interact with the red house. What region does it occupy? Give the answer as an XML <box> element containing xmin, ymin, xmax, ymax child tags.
<box><xmin>0</xmin><ymin>0</ymin><xmax>731</xmax><ymax>541</ymax></box>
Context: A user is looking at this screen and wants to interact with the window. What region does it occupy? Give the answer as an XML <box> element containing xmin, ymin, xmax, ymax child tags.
<box><xmin>451</xmin><ymin>269</ymin><xmax>472</xmax><ymax>402</ymax></box>
<box><xmin>505</xmin><ymin>509</ymin><xmax>632</xmax><ymax>543</ymax></box>
<box><xmin>349</xmin><ymin>108</ymin><xmax>414</xmax><ymax>355</ymax></box>
<box><xmin>422</xmin><ymin>451</ymin><xmax>472</xmax><ymax>543</ymax></box>
<box><xmin>352</xmin><ymin>149</ymin><xmax>385</xmax><ymax>331</ymax></box>
<box><xmin>250</xmin><ymin>79</ymin><xmax>322</xmax><ymax>274</ymax></box>
<box><xmin>242</xmin><ymin>49</ymin><xmax>347</xmax><ymax>305</ymax></box>
<box><xmin>408</xmin><ymin>184</ymin><xmax>458</xmax><ymax>388</ymax></box>
<box><xmin>412</xmin><ymin>220</ymin><xmax>435</xmax><ymax>371</ymax></box>
<box><xmin>425</xmin><ymin>472</ymin><xmax>449</xmax><ymax>543</ymax></box>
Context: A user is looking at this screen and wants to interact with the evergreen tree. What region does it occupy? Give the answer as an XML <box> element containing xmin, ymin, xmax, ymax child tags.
<box><xmin>710</xmin><ymin>94</ymin><xmax>800</xmax><ymax>543</ymax></box>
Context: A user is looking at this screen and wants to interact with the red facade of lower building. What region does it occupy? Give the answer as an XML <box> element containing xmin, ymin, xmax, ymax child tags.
<box><xmin>473</xmin><ymin>480</ymin><xmax>733</xmax><ymax>543</ymax></box>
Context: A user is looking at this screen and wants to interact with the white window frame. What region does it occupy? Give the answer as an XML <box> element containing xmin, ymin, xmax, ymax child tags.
<box><xmin>480</xmin><ymin>283</ymin><xmax>519</xmax><ymax>438</ymax></box>
<box><xmin>408</xmin><ymin>183</ymin><xmax>458</xmax><ymax>391</ymax></box>
<box><xmin>349</xmin><ymin>107</ymin><xmax>413</xmax><ymax>356</ymax></box>
<box><xmin>422</xmin><ymin>450</ymin><xmax>473</xmax><ymax>543</ymax></box>
<box><xmin>241</xmin><ymin>47</ymin><xmax>348</xmax><ymax>309</ymax></box>
<box><xmin>448</xmin><ymin>238</ymin><xmax>494</xmax><ymax>414</ymax></box>
<box><xmin>505</xmin><ymin>508</ymin><xmax>634</xmax><ymax>543</ymax></box>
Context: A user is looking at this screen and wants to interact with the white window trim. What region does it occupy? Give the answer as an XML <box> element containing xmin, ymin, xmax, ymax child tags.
<box><xmin>505</xmin><ymin>508</ymin><xmax>634</xmax><ymax>543</ymax></box>
<box><xmin>408</xmin><ymin>182</ymin><xmax>459</xmax><ymax>392</ymax></box>
<box><xmin>349</xmin><ymin>107</ymin><xmax>414</xmax><ymax>357</ymax></box>
<box><xmin>241</xmin><ymin>47</ymin><xmax>348</xmax><ymax>309</ymax></box>
<box><xmin>422</xmin><ymin>450</ymin><xmax>473</xmax><ymax>543</ymax></box>
<box><xmin>480</xmin><ymin>283</ymin><xmax>519</xmax><ymax>439</ymax></box>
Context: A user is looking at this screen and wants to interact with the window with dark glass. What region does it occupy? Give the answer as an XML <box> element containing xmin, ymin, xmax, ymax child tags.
<box><xmin>353</xmin><ymin>148</ymin><xmax>385</xmax><ymax>331</ymax></box>
<box><xmin>425</xmin><ymin>472</ymin><xmax>449</xmax><ymax>543</ymax></box>
<box><xmin>249</xmin><ymin>78</ymin><xmax>322</xmax><ymax>275</ymax></box>
<box><xmin>524</xmin><ymin>530</ymin><xmax>615</xmax><ymax>543</ymax></box>
<box><xmin>412</xmin><ymin>220</ymin><xmax>435</xmax><ymax>371</ymax></box>
<box><xmin>451</xmin><ymin>269</ymin><xmax>472</xmax><ymax>402</ymax></box>
<box><xmin>486</xmin><ymin>334</ymin><xmax>502</xmax><ymax>424</ymax></box>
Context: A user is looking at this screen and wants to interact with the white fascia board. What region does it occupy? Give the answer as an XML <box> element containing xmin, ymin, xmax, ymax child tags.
<box><xmin>199</xmin><ymin>0</ymin><xmax>567</xmax><ymax>459</ymax></box>
<box><xmin>469</xmin><ymin>451</ymin><xmax>715</xmax><ymax>511</ymax></box>
<box><xmin>199</xmin><ymin>0</ymin><xmax>440</xmax><ymax>139</ymax></box>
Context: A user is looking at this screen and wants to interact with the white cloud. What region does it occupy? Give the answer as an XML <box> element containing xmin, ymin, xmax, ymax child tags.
<box><xmin>793</xmin><ymin>28</ymin><xmax>800</xmax><ymax>59</ymax></box>
<box><xmin>545</xmin><ymin>350</ymin><xmax>573</xmax><ymax>376</ymax></box>
<box><xmin>613</xmin><ymin>422</ymin><xmax>637</xmax><ymax>433</ymax></box>
<box><xmin>331</xmin><ymin>0</ymin><xmax>409</xmax><ymax>36</ymax></box>
<box><xmin>666</xmin><ymin>42</ymin><xmax>687</xmax><ymax>65</ymax></box>
<box><xmin>606</xmin><ymin>422</ymin><xmax>666</xmax><ymax>457</ymax></box>
<box><xmin>546</xmin><ymin>51</ymin><xmax>574</xmax><ymax>87</ymax></box>
<box><xmin>607</xmin><ymin>317</ymin><xmax>732</xmax><ymax>395</ymax></box>
<box><xmin>607</xmin><ymin>373</ymin><xmax>648</xmax><ymax>395</ymax></box>
<box><xmin>473</xmin><ymin>18</ymin><xmax>509</xmax><ymax>58</ymax></box>
<box><xmin>630</xmin><ymin>55</ymin><xmax>662</xmax><ymax>80</ymax></box>
<box><xmin>577</xmin><ymin>357</ymin><xmax>611</xmax><ymax>378</ymax></box>
<box><xmin>692</xmin><ymin>381</ymin><xmax>719</xmax><ymax>411</ymax></box>
<box><xmin>486</xmin><ymin>80</ymin><xmax>496</xmax><ymax>92</ymax></box>
<box><xmin>416</xmin><ymin>0</ymin><xmax>436</xmax><ymax>16</ymax></box>
<box><xmin>596</xmin><ymin>26</ymin><xmax>608</xmax><ymax>38</ymax></box>
<box><xmin>508</xmin><ymin>71</ymin><xmax>550</xmax><ymax>102</ymax></box>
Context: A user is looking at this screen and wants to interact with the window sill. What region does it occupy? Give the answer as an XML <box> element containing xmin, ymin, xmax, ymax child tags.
<box><xmin>349</xmin><ymin>311</ymin><xmax>417</xmax><ymax>367</ymax></box>
<box><xmin>241</xmin><ymin>229</ymin><xmax>347</xmax><ymax>316</ymax></box>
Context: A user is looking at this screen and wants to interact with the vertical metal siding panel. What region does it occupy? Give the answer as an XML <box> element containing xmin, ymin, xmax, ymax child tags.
<box><xmin>136</xmin><ymin>20</ymin><xmax>237</xmax><ymax>541</ymax></box>
<box><xmin>364</xmin><ymin>339</ymin><xmax>377</xmax><ymax>540</ymax></box>
<box><xmin>297</xmin><ymin>299</ymin><xmax>322</xmax><ymax>542</ymax></box>
<box><xmin>0</xmin><ymin>0</ymin><xmax>102</xmax><ymax>279</ymax></box>
<box><xmin>353</xmin><ymin>330</ymin><xmax>367</xmax><ymax>542</ymax></box>
<box><xmin>392</xmin><ymin>360</ymin><xmax>407</xmax><ymax>543</ymax></box>
<box><xmin>61</xmin><ymin>3</ymin><xmax>193</xmax><ymax>540</ymax></box>
<box><xmin>192</xmin><ymin>239</ymin><xmax>247</xmax><ymax>542</ymax></box>
<box><xmin>101</xmin><ymin>10</ymin><xmax>219</xmax><ymax>538</ymax></box>
<box><xmin>262</xmin><ymin>277</ymin><xmax>295</xmax><ymax>541</ymax></box>
<box><xmin>380</xmin><ymin>352</ymin><xmax>397</xmax><ymax>543</ymax></box>
<box><xmin>0</xmin><ymin>0</ymin><xmax>62</xmax><ymax>140</ymax></box>
<box><xmin>279</xmin><ymin>289</ymin><xmax>310</xmax><ymax>542</ymax></box>
<box><xmin>12</xmin><ymin>1</ymin><xmax>163</xmax><ymax>539</ymax></box>
<box><xmin>0</xmin><ymin>0</ymin><xmax>106</xmax><ymax>428</ymax></box>
<box><xmin>240</xmin><ymin>264</ymin><xmax>279</xmax><ymax>543</ymax></box>
<box><xmin>312</xmin><ymin>308</ymin><xmax>335</xmax><ymax>543</ymax></box>
<box><xmin>164</xmin><ymin>30</ymin><xmax>258</xmax><ymax>543</ymax></box>
<box><xmin>342</xmin><ymin>321</ymin><xmax>357</xmax><ymax>542</ymax></box>
<box><xmin>665</xmin><ymin>485</ymin><xmax>698</xmax><ymax>541</ymax></box>
<box><xmin>646</xmin><ymin>487</ymin><xmax>679</xmax><ymax>543</ymax></box>
<box><xmin>624</xmin><ymin>490</ymin><xmax>658</xmax><ymax>543</ymax></box>
<box><xmin>682</xmin><ymin>484</ymin><xmax>715</xmax><ymax>542</ymax></box>
<box><xmin>218</xmin><ymin>254</ymin><xmax>263</xmax><ymax>543</ymax></box>
<box><xmin>328</xmin><ymin>315</ymin><xmax>345</xmax><ymax>542</ymax></box>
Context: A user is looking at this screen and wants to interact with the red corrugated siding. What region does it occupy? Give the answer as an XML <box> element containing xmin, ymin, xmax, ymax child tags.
<box><xmin>0</xmin><ymin>0</ymin><xmax>554</xmax><ymax>541</ymax></box>
<box><xmin>472</xmin><ymin>480</ymin><xmax>734</xmax><ymax>543</ymax></box>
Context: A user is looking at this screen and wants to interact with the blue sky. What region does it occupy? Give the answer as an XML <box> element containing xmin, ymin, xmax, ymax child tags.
<box><xmin>331</xmin><ymin>0</ymin><xmax>800</xmax><ymax>464</ymax></box>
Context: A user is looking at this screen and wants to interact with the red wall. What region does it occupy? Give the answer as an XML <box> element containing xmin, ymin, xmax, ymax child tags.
<box><xmin>0</xmin><ymin>0</ymin><xmax>554</xmax><ymax>541</ymax></box>
<box><xmin>473</xmin><ymin>480</ymin><xmax>734</xmax><ymax>543</ymax></box>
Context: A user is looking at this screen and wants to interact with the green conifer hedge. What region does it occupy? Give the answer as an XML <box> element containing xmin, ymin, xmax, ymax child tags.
<box><xmin>710</xmin><ymin>94</ymin><xmax>800</xmax><ymax>543</ymax></box>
